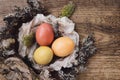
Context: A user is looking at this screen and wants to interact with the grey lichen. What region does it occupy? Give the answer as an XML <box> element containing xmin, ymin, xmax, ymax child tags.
<box><xmin>0</xmin><ymin>57</ymin><xmax>32</xmax><ymax>80</ymax></box>
<box><xmin>2</xmin><ymin>38</ymin><xmax>15</xmax><ymax>49</ymax></box>
<box><xmin>78</xmin><ymin>34</ymin><xmax>97</xmax><ymax>67</ymax></box>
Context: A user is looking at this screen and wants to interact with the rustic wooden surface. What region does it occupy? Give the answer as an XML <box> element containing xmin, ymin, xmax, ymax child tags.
<box><xmin>0</xmin><ymin>0</ymin><xmax>120</xmax><ymax>80</ymax></box>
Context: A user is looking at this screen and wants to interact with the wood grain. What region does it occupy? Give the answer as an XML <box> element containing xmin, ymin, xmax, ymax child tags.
<box><xmin>0</xmin><ymin>0</ymin><xmax>120</xmax><ymax>80</ymax></box>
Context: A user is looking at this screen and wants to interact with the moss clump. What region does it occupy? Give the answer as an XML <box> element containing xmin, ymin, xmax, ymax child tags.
<box><xmin>23</xmin><ymin>33</ymin><xmax>35</xmax><ymax>47</ymax></box>
<box><xmin>60</xmin><ymin>2</ymin><xmax>75</xmax><ymax>18</ymax></box>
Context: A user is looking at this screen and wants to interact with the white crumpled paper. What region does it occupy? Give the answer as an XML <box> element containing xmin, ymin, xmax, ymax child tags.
<box><xmin>18</xmin><ymin>14</ymin><xmax>79</xmax><ymax>71</ymax></box>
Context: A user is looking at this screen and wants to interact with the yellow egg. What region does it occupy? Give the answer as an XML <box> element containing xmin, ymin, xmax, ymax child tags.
<box><xmin>33</xmin><ymin>46</ymin><xmax>53</xmax><ymax>65</ymax></box>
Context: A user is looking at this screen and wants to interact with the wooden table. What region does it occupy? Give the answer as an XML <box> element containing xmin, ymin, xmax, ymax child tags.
<box><xmin>0</xmin><ymin>0</ymin><xmax>120</xmax><ymax>80</ymax></box>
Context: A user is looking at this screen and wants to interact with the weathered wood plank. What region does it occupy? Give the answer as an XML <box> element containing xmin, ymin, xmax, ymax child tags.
<box><xmin>79</xmin><ymin>55</ymin><xmax>120</xmax><ymax>80</ymax></box>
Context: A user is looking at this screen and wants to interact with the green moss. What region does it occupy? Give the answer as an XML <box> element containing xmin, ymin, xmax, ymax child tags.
<box><xmin>23</xmin><ymin>33</ymin><xmax>35</xmax><ymax>47</ymax></box>
<box><xmin>60</xmin><ymin>2</ymin><xmax>75</xmax><ymax>18</ymax></box>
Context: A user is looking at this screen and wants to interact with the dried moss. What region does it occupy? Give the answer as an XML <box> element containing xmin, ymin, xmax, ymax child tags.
<box><xmin>23</xmin><ymin>33</ymin><xmax>35</xmax><ymax>47</ymax></box>
<box><xmin>60</xmin><ymin>2</ymin><xmax>75</xmax><ymax>18</ymax></box>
